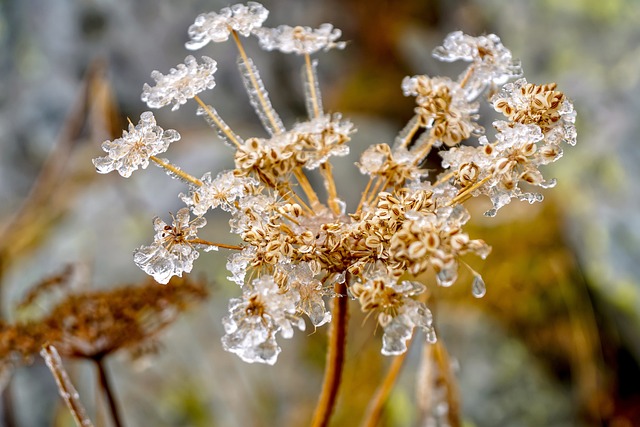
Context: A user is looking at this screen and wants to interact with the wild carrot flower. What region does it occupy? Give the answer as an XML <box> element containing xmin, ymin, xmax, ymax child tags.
<box><xmin>254</xmin><ymin>23</ymin><xmax>346</xmax><ymax>55</ymax></box>
<box><xmin>141</xmin><ymin>55</ymin><xmax>217</xmax><ymax>111</ymax></box>
<box><xmin>133</xmin><ymin>208</ymin><xmax>210</xmax><ymax>285</ymax></box>
<box><xmin>92</xmin><ymin>112</ymin><xmax>180</xmax><ymax>178</ymax></box>
<box><xmin>93</xmin><ymin>2</ymin><xmax>576</xmax><ymax>366</ymax></box>
<box><xmin>185</xmin><ymin>2</ymin><xmax>269</xmax><ymax>49</ymax></box>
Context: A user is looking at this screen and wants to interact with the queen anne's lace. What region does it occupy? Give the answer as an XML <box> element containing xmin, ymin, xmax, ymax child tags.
<box><xmin>133</xmin><ymin>208</ymin><xmax>207</xmax><ymax>284</ymax></box>
<box><xmin>221</xmin><ymin>275</ymin><xmax>303</xmax><ymax>364</ymax></box>
<box><xmin>254</xmin><ymin>23</ymin><xmax>346</xmax><ymax>55</ymax></box>
<box><xmin>92</xmin><ymin>112</ymin><xmax>179</xmax><ymax>178</ymax></box>
<box><xmin>433</xmin><ymin>31</ymin><xmax>523</xmax><ymax>100</ymax></box>
<box><xmin>93</xmin><ymin>3</ymin><xmax>576</xmax><ymax>364</ymax></box>
<box><xmin>142</xmin><ymin>56</ymin><xmax>217</xmax><ymax>111</ymax></box>
<box><xmin>185</xmin><ymin>2</ymin><xmax>269</xmax><ymax>50</ymax></box>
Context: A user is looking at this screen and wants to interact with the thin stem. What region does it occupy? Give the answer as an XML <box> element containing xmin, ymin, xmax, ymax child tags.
<box><xmin>193</xmin><ymin>95</ymin><xmax>242</xmax><ymax>148</ymax></box>
<box><xmin>149</xmin><ymin>156</ymin><xmax>202</xmax><ymax>187</ymax></box>
<box><xmin>293</xmin><ymin>167</ymin><xmax>321</xmax><ymax>208</ymax></box>
<box><xmin>447</xmin><ymin>174</ymin><xmax>493</xmax><ymax>206</ymax></box>
<box><xmin>41</xmin><ymin>345</ymin><xmax>94</xmax><ymax>427</ymax></box>
<box><xmin>411</xmin><ymin>136</ymin><xmax>437</xmax><ymax>166</ymax></box>
<box><xmin>356</xmin><ymin>176</ymin><xmax>374</xmax><ymax>214</ymax></box>
<box><xmin>433</xmin><ymin>342</ymin><xmax>461</xmax><ymax>427</ymax></box>
<box><xmin>433</xmin><ymin>170</ymin><xmax>456</xmax><ymax>187</ymax></box>
<box><xmin>1</xmin><ymin>381</ymin><xmax>17</xmax><ymax>427</ymax></box>
<box><xmin>231</xmin><ymin>30</ymin><xmax>282</xmax><ymax>134</ymax></box>
<box><xmin>311</xmin><ymin>282</ymin><xmax>348</xmax><ymax>427</ymax></box>
<box><xmin>94</xmin><ymin>357</ymin><xmax>124</xmax><ymax>427</ymax></box>
<box><xmin>305</xmin><ymin>53</ymin><xmax>321</xmax><ymax>119</ymax></box>
<box><xmin>458</xmin><ymin>65</ymin><xmax>475</xmax><ymax>89</ymax></box>
<box><xmin>188</xmin><ymin>239</ymin><xmax>243</xmax><ymax>251</ymax></box>
<box><xmin>360</xmin><ymin>349</ymin><xmax>411</xmax><ymax>427</ymax></box>
<box><xmin>320</xmin><ymin>163</ymin><xmax>341</xmax><ymax>215</ymax></box>
<box><xmin>398</xmin><ymin>116</ymin><xmax>421</xmax><ymax>149</ymax></box>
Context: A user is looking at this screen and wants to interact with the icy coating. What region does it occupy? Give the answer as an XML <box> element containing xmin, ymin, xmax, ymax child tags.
<box><xmin>92</xmin><ymin>2</ymin><xmax>576</xmax><ymax>364</ymax></box>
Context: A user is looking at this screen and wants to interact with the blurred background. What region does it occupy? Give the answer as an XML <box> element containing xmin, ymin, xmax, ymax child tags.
<box><xmin>1</xmin><ymin>0</ymin><xmax>639</xmax><ymax>425</ymax></box>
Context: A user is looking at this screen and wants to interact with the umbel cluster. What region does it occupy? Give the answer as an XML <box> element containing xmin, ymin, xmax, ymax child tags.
<box><xmin>93</xmin><ymin>2</ymin><xmax>576</xmax><ymax>364</ymax></box>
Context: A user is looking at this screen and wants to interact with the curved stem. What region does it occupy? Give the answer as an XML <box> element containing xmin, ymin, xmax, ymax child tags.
<box><xmin>94</xmin><ymin>357</ymin><xmax>124</xmax><ymax>427</ymax></box>
<box><xmin>360</xmin><ymin>349</ymin><xmax>410</xmax><ymax>427</ymax></box>
<box><xmin>311</xmin><ymin>282</ymin><xmax>348</xmax><ymax>427</ymax></box>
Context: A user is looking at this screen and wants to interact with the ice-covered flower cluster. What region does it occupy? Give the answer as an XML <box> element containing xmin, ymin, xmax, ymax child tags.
<box><xmin>93</xmin><ymin>111</ymin><xmax>180</xmax><ymax>178</ymax></box>
<box><xmin>93</xmin><ymin>3</ymin><xmax>576</xmax><ymax>364</ymax></box>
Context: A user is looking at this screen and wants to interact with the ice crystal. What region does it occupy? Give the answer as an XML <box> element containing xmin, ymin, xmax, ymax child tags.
<box><xmin>141</xmin><ymin>55</ymin><xmax>217</xmax><ymax>111</ymax></box>
<box><xmin>433</xmin><ymin>31</ymin><xmax>522</xmax><ymax>99</ymax></box>
<box><xmin>180</xmin><ymin>171</ymin><xmax>257</xmax><ymax>216</ymax></box>
<box><xmin>185</xmin><ymin>2</ymin><xmax>268</xmax><ymax>50</ymax></box>
<box><xmin>92</xmin><ymin>112</ymin><xmax>179</xmax><ymax>178</ymax></box>
<box><xmin>254</xmin><ymin>23</ymin><xmax>346</xmax><ymax>55</ymax></box>
<box><xmin>133</xmin><ymin>208</ymin><xmax>207</xmax><ymax>284</ymax></box>
<box><xmin>221</xmin><ymin>275</ymin><xmax>302</xmax><ymax>364</ymax></box>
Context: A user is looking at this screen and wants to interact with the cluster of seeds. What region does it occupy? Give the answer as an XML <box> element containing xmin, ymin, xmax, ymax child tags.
<box><xmin>92</xmin><ymin>2</ymin><xmax>575</xmax><ymax>364</ymax></box>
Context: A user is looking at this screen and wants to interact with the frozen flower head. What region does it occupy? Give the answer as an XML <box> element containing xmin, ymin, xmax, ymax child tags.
<box><xmin>180</xmin><ymin>171</ymin><xmax>257</xmax><ymax>216</ymax></box>
<box><xmin>254</xmin><ymin>23</ymin><xmax>346</xmax><ymax>55</ymax></box>
<box><xmin>92</xmin><ymin>112</ymin><xmax>180</xmax><ymax>178</ymax></box>
<box><xmin>141</xmin><ymin>56</ymin><xmax>217</xmax><ymax>111</ymax></box>
<box><xmin>221</xmin><ymin>275</ymin><xmax>303</xmax><ymax>364</ymax></box>
<box><xmin>133</xmin><ymin>208</ymin><xmax>208</xmax><ymax>284</ymax></box>
<box><xmin>492</xmin><ymin>78</ymin><xmax>576</xmax><ymax>146</ymax></box>
<box><xmin>351</xmin><ymin>274</ymin><xmax>433</xmax><ymax>355</ymax></box>
<box><xmin>186</xmin><ymin>2</ymin><xmax>268</xmax><ymax>50</ymax></box>
<box><xmin>433</xmin><ymin>31</ymin><xmax>522</xmax><ymax>99</ymax></box>
<box><xmin>402</xmin><ymin>75</ymin><xmax>481</xmax><ymax>146</ymax></box>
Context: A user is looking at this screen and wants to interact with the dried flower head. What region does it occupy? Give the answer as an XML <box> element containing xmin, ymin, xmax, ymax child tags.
<box><xmin>254</xmin><ymin>23</ymin><xmax>346</xmax><ymax>55</ymax></box>
<box><xmin>92</xmin><ymin>112</ymin><xmax>180</xmax><ymax>178</ymax></box>
<box><xmin>186</xmin><ymin>2</ymin><xmax>269</xmax><ymax>50</ymax></box>
<box><xmin>142</xmin><ymin>55</ymin><xmax>217</xmax><ymax>111</ymax></box>
<box><xmin>1</xmin><ymin>273</ymin><xmax>208</xmax><ymax>387</ymax></box>
<box><xmin>134</xmin><ymin>208</ymin><xmax>210</xmax><ymax>285</ymax></box>
<box><xmin>93</xmin><ymin>2</ymin><xmax>576</xmax><ymax>364</ymax></box>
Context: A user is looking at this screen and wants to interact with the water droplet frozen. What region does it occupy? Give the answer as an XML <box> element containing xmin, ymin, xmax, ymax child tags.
<box><xmin>471</xmin><ymin>274</ymin><xmax>486</xmax><ymax>298</ymax></box>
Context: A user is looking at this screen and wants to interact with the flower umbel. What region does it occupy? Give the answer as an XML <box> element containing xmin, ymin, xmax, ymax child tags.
<box><xmin>92</xmin><ymin>112</ymin><xmax>180</xmax><ymax>178</ymax></box>
<box><xmin>93</xmin><ymin>2</ymin><xmax>576</xmax><ymax>371</ymax></box>
<box><xmin>134</xmin><ymin>208</ymin><xmax>209</xmax><ymax>285</ymax></box>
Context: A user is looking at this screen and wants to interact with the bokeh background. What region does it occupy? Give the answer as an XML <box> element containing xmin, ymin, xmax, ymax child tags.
<box><xmin>1</xmin><ymin>0</ymin><xmax>639</xmax><ymax>425</ymax></box>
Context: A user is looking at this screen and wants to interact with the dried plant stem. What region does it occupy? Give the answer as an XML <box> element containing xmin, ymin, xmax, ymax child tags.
<box><xmin>448</xmin><ymin>174</ymin><xmax>493</xmax><ymax>206</ymax></box>
<box><xmin>231</xmin><ymin>30</ymin><xmax>282</xmax><ymax>134</ymax></box>
<box><xmin>94</xmin><ymin>357</ymin><xmax>124</xmax><ymax>427</ymax></box>
<box><xmin>304</xmin><ymin>53</ymin><xmax>321</xmax><ymax>119</ymax></box>
<box><xmin>188</xmin><ymin>239</ymin><xmax>243</xmax><ymax>250</ymax></box>
<box><xmin>149</xmin><ymin>156</ymin><xmax>202</xmax><ymax>187</ymax></box>
<box><xmin>412</xmin><ymin>136</ymin><xmax>437</xmax><ymax>164</ymax></box>
<box><xmin>458</xmin><ymin>65</ymin><xmax>475</xmax><ymax>88</ymax></box>
<box><xmin>360</xmin><ymin>348</ymin><xmax>411</xmax><ymax>427</ymax></box>
<box><xmin>434</xmin><ymin>170</ymin><xmax>456</xmax><ymax>187</ymax></box>
<box><xmin>193</xmin><ymin>95</ymin><xmax>242</xmax><ymax>148</ymax></box>
<box><xmin>433</xmin><ymin>341</ymin><xmax>461</xmax><ymax>427</ymax></box>
<box><xmin>356</xmin><ymin>177</ymin><xmax>374</xmax><ymax>214</ymax></box>
<box><xmin>1</xmin><ymin>382</ymin><xmax>17</xmax><ymax>427</ymax></box>
<box><xmin>293</xmin><ymin>167</ymin><xmax>321</xmax><ymax>208</ymax></box>
<box><xmin>311</xmin><ymin>283</ymin><xmax>348</xmax><ymax>427</ymax></box>
<box><xmin>41</xmin><ymin>345</ymin><xmax>94</xmax><ymax>427</ymax></box>
<box><xmin>320</xmin><ymin>163</ymin><xmax>341</xmax><ymax>215</ymax></box>
<box><xmin>398</xmin><ymin>117</ymin><xmax>421</xmax><ymax>149</ymax></box>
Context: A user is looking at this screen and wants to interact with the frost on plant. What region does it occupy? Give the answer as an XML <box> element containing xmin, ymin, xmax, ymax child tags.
<box><xmin>92</xmin><ymin>112</ymin><xmax>180</xmax><ymax>178</ymax></box>
<box><xmin>93</xmin><ymin>3</ymin><xmax>576</xmax><ymax>364</ymax></box>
